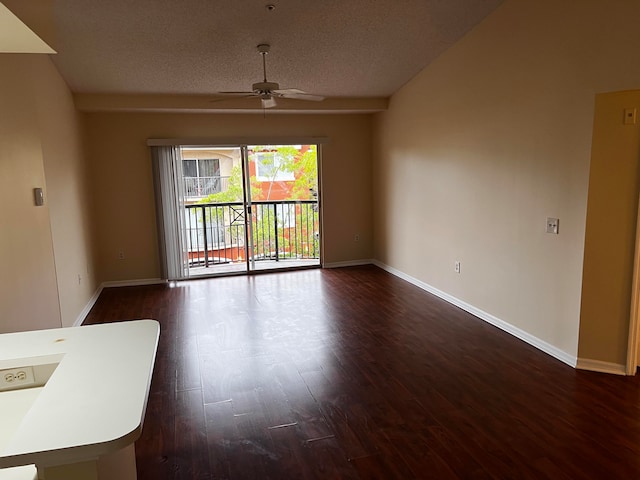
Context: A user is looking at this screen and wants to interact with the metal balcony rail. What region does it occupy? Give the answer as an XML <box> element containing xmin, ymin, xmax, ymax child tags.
<box><xmin>183</xmin><ymin>176</ymin><xmax>230</xmax><ymax>198</ymax></box>
<box><xmin>184</xmin><ymin>200</ymin><xmax>319</xmax><ymax>268</ymax></box>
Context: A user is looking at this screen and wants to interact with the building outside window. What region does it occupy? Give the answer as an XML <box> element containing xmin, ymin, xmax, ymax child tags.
<box><xmin>183</xmin><ymin>158</ymin><xmax>221</xmax><ymax>197</ymax></box>
<box><xmin>255</xmin><ymin>152</ymin><xmax>294</xmax><ymax>182</ymax></box>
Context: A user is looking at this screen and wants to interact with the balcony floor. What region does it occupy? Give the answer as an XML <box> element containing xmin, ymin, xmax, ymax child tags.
<box><xmin>188</xmin><ymin>258</ymin><xmax>320</xmax><ymax>276</ymax></box>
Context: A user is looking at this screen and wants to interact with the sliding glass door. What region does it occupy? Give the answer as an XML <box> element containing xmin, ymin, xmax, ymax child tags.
<box><xmin>244</xmin><ymin>145</ymin><xmax>321</xmax><ymax>272</ymax></box>
<box><xmin>181</xmin><ymin>146</ymin><xmax>246</xmax><ymax>275</ymax></box>
<box><xmin>180</xmin><ymin>144</ymin><xmax>320</xmax><ymax>277</ymax></box>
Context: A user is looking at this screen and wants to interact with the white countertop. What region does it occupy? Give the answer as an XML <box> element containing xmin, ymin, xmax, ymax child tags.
<box><xmin>0</xmin><ymin>320</ymin><xmax>159</xmax><ymax>470</ymax></box>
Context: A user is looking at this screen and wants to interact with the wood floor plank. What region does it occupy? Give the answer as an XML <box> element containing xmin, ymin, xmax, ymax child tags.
<box><xmin>174</xmin><ymin>389</ymin><xmax>210</xmax><ymax>479</ymax></box>
<box><xmin>203</xmin><ymin>400</ymin><xmax>233</xmax><ymax>479</ymax></box>
<box><xmin>83</xmin><ymin>266</ymin><xmax>640</xmax><ymax>479</ymax></box>
<box><xmin>135</xmin><ymin>390</ymin><xmax>176</xmax><ymax>480</ymax></box>
<box><xmin>176</xmin><ymin>335</ymin><xmax>201</xmax><ymax>392</ymax></box>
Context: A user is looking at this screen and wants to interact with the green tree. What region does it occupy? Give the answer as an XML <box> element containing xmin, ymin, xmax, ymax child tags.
<box><xmin>291</xmin><ymin>145</ymin><xmax>318</xmax><ymax>200</ymax></box>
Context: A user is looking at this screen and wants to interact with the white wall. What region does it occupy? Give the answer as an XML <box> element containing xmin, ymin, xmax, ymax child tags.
<box><xmin>373</xmin><ymin>0</ymin><xmax>640</xmax><ymax>363</ymax></box>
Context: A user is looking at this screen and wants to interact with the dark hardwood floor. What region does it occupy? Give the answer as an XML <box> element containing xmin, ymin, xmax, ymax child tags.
<box><xmin>84</xmin><ymin>265</ymin><xmax>640</xmax><ymax>479</ymax></box>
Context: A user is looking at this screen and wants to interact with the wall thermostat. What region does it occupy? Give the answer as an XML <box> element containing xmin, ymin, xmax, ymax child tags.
<box><xmin>34</xmin><ymin>188</ymin><xmax>44</xmax><ymax>206</ymax></box>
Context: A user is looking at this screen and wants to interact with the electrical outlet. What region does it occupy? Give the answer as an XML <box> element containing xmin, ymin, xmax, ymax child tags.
<box><xmin>454</xmin><ymin>261</ymin><xmax>461</xmax><ymax>273</ymax></box>
<box><xmin>118</xmin><ymin>251</ymin><xmax>125</xmax><ymax>260</ymax></box>
<box><xmin>546</xmin><ymin>217</ymin><xmax>559</xmax><ymax>234</ymax></box>
<box><xmin>354</xmin><ymin>234</ymin><xmax>360</xmax><ymax>242</ymax></box>
<box><xmin>0</xmin><ymin>366</ymin><xmax>36</xmax><ymax>391</ymax></box>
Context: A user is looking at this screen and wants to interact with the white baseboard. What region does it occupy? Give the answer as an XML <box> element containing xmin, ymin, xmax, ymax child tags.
<box><xmin>576</xmin><ymin>358</ymin><xmax>626</xmax><ymax>375</ymax></box>
<box><xmin>372</xmin><ymin>260</ymin><xmax>578</xmax><ymax>369</ymax></box>
<box><xmin>323</xmin><ymin>259</ymin><xmax>374</xmax><ymax>268</ymax></box>
<box><xmin>72</xmin><ymin>285</ymin><xmax>104</xmax><ymax>327</ymax></box>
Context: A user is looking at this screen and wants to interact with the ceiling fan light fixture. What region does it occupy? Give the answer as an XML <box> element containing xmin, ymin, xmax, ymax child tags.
<box><xmin>262</xmin><ymin>97</ymin><xmax>277</xmax><ymax>109</ymax></box>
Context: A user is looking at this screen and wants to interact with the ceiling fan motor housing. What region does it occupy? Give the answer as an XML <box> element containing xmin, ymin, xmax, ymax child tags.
<box><xmin>252</xmin><ymin>81</ymin><xmax>280</xmax><ymax>93</ymax></box>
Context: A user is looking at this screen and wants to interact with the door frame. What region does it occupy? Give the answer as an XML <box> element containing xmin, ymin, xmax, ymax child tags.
<box><xmin>149</xmin><ymin>136</ymin><xmax>328</xmax><ymax>278</ymax></box>
<box><xmin>626</xmin><ymin>194</ymin><xmax>640</xmax><ymax>374</ymax></box>
<box><xmin>184</xmin><ymin>142</ymin><xmax>323</xmax><ymax>276</ymax></box>
<box><xmin>242</xmin><ymin>143</ymin><xmax>323</xmax><ymax>273</ymax></box>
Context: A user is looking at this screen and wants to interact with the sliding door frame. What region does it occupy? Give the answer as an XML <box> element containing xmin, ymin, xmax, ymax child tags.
<box><xmin>150</xmin><ymin>137</ymin><xmax>327</xmax><ymax>278</ymax></box>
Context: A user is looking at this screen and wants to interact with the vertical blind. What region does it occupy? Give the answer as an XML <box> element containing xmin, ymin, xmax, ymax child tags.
<box><xmin>151</xmin><ymin>145</ymin><xmax>189</xmax><ymax>280</ymax></box>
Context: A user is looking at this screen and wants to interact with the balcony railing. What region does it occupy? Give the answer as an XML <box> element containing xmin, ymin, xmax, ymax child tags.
<box><xmin>184</xmin><ymin>200</ymin><xmax>319</xmax><ymax>268</ymax></box>
<box><xmin>183</xmin><ymin>176</ymin><xmax>230</xmax><ymax>198</ymax></box>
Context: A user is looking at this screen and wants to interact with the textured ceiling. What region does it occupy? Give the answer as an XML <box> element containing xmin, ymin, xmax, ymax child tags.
<box><xmin>49</xmin><ymin>0</ymin><xmax>503</xmax><ymax>99</ymax></box>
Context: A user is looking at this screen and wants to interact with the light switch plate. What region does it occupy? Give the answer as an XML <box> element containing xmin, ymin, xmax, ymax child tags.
<box><xmin>624</xmin><ymin>108</ymin><xmax>637</xmax><ymax>125</ymax></box>
<box><xmin>33</xmin><ymin>187</ymin><xmax>44</xmax><ymax>206</ymax></box>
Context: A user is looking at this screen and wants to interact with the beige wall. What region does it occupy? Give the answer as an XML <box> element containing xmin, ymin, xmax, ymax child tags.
<box><xmin>83</xmin><ymin>113</ymin><xmax>373</xmax><ymax>282</ymax></box>
<box><xmin>373</xmin><ymin>0</ymin><xmax>640</xmax><ymax>363</ymax></box>
<box><xmin>579</xmin><ymin>91</ymin><xmax>640</xmax><ymax>365</ymax></box>
<box><xmin>32</xmin><ymin>58</ymin><xmax>97</xmax><ymax>327</ymax></box>
<box><xmin>0</xmin><ymin>55</ymin><xmax>59</xmax><ymax>332</ymax></box>
<box><xmin>0</xmin><ymin>54</ymin><xmax>94</xmax><ymax>332</ymax></box>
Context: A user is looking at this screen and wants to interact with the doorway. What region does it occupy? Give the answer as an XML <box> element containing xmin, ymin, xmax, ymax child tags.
<box><xmin>180</xmin><ymin>144</ymin><xmax>321</xmax><ymax>277</ymax></box>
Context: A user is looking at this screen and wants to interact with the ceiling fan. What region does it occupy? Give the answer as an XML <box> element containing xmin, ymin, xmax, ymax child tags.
<box><xmin>212</xmin><ymin>44</ymin><xmax>325</xmax><ymax>109</ymax></box>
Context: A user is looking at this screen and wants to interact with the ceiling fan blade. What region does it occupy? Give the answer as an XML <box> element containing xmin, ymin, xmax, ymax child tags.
<box><xmin>209</xmin><ymin>94</ymin><xmax>256</xmax><ymax>103</ymax></box>
<box><xmin>261</xmin><ymin>97</ymin><xmax>277</xmax><ymax>108</ymax></box>
<box><xmin>276</xmin><ymin>92</ymin><xmax>325</xmax><ymax>102</ymax></box>
<box><xmin>213</xmin><ymin>91</ymin><xmax>255</xmax><ymax>96</ymax></box>
<box><xmin>273</xmin><ymin>88</ymin><xmax>306</xmax><ymax>95</ymax></box>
